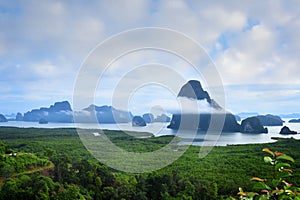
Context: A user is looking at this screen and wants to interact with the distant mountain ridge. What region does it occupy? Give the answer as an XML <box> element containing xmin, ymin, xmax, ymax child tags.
<box><xmin>81</xmin><ymin>104</ymin><xmax>133</xmax><ymax>123</ymax></box>
<box><xmin>280</xmin><ymin>113</ymin><xmax>300</xmax><ymax>118</ymax></box>
<box><xmin>16</xmin><ymin>101</ymin><xmax>170</xmax><ymax>124</ymax></box>
<box><xmin>23</xmin><ymin>101</ymin><xmax>73</xmax><ymax>123</ymax></box>
<box><xmin>289</xmin><ymin>119</ymin><xmax>300</xmax><ymax>123</ymax></box>
<box><xmin>22</xmin><ymin>101</ymin><xmax>133</xmax><ymax>124</ymax></box>
<box><xmin>3</xmin><ymin>82</ymin><xmax>295</xmax><ymax>129</ymax></box>
<box><xmin>236</xmin><ymin>112</ymin><xmax>259</xmax><ymax>119</ymax></box>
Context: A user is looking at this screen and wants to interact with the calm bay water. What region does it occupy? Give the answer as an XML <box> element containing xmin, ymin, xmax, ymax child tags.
<box><xmin>1</xmin><ymin>119</ymin><xmax>300</xmax><ymax>146</ymax></box>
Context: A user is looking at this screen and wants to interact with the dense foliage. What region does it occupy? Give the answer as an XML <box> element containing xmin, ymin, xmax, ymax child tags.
<box><xmin>0</xmin><ymin>127</ymin><xmax>299</xmax><ymax>199</ymax></box>
<box><xmin>0</xmin><ymin>139</ymin><xmax>50</xmax><ymax>178</ymax></box>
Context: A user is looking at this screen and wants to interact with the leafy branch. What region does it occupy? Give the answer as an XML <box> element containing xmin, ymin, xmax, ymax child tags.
<box><xmin>236</xmin><ymin>148</ymin><xmax>300</xmax><ymax>200</ymax></box>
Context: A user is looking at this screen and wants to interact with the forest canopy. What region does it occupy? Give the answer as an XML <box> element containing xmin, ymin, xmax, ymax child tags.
<box><xmin>0</xmin><ymin>127</ymin><xmax>299</xmax><ymax>199</ymax></box>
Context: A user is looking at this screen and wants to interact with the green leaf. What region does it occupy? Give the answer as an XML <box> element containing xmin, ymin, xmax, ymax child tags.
<box><xmin>275</xmin><ymin>163</ymin><xmax>291</xmax><ymax>171</ymax></box>
<box><xmin>264</xmin><ymin>156</ymin><xmax>273</xmax><ymax>164</ymax></box>
<box><xmin>277</xmin><ymin>155</ymin><xmax>294</xmax><ymax>163</ymax></box>
<box><xmin>247</xmin><ymin>192</ymin><xmax>258</xmax><ymax>198</ymax></box>
<box><xmin>278</xmin><ymin>171</ymin><xmax>292</xmax><ymax>179</ymax></box>
<box><xmin>258</xmin><ymin>195</ymin><xmax>269</xmax><ymax>200</ymax></box>
<box><xmin>253</xmin><ymin>182</ymin><xmax>271</xmax><ymax>191</ymax></box>
<box><xmin>272</xmin><ymin>179</ymin><xmax>279</xmax><ymax>187</ymax></box>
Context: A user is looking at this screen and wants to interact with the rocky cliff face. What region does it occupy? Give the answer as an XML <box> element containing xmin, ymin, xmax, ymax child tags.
<box><xmin>240</xmin><ymin>117</ymin><xmax>268</xmax><ymax>133</ymax></box>
<box><xmin>168</xmin><ymin>113</ymin><xmax>241</xmax><ymax>132</ymax></box>
<box><xmin>132</xmin><ymin>116</ymin><xmax>146</xmax><ymax>127</ymax></box>
<box><xmin>178</xmin><ymin>80</ymin><xmax>212</xmax><ymax>103</ymax></box>
<box><xmin>167</xmin><ymin>80</ymin><xmax>240</xmax><ymax>132</ymax></box>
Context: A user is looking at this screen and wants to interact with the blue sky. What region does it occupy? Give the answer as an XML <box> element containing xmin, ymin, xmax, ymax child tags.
<box><xmin>1</xmin><ymin>0</ymin><xmax>300</xmax><ymax>116</ymax></box>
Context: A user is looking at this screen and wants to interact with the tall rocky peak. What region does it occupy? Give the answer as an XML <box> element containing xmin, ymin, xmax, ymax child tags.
<box><xmin>168</xmin><ymin>80</ymin><xmax>269</xmax><ymax>133</ymax></box>
<box><xmin>168</xmin><ymin>80</ymin><xmax>240</xmax><ymax>132</ymax></box>
<box><xmin>178</xmin><ymin>80</ymin><xmax>212</xmax><ymax>103</ymax></box>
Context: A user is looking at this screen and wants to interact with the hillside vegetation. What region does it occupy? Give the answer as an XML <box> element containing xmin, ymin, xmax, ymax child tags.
<box><xmin>0</xmin><ymin>127</ymin><xmax>299</xmax><ymax>199</ymax></box>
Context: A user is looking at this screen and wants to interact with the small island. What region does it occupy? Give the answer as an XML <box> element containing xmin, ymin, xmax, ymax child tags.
<box><xmin>132</xmin><ymin>116</ymin><xmax>147</xmax><ymax>127</ymax></box>
<box><xmin>240</xmin><ymin>117</ymin><xmax>268</xmax><ymax>133</ymax></box>
<box><xmin>279</xmin><ymin>126</ymin><xmax>297</xmax><ymax>135</ymax></box>
<box><xmin>289</xmin><ymin>119</ymin><xmax>300</xmax><ymax>123</ymax></box>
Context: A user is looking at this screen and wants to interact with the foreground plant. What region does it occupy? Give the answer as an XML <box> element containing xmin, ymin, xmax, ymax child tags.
<box><xmin>236</xmin><ymin>148</ymin><xmax>300</xmax><ymax>200</ymax></box>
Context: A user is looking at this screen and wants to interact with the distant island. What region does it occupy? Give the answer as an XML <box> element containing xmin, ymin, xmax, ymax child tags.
<box><xmin>1</xmin><ymin>101</ymin><xmax>170</xmax><ymax>126</ymax></box>
<box><xmin>167</xmin><ymin>80</ymin><xmax>268</xmax><ymax>133</ymax></box>
<box><xmin>235</xmin><ymin>114</ymin><xmax>284</xmax><ymax>126</ymax></box>
<box><xmin>279</xmin><ymin>126</ymin><xmax>298</xmax><ymax>134</ymax></box>
<box><xmin>23</xmin><ymin>101</ymin><xmax>74</xmax><ymax>123</ymax></box>
<box><xmin>236</xmin><ymin>112</ymin><xmax>259</xmax><ymax>119</ymax></box>
<box><xmin>280</xmin><ymin>113</ymin><xmax>300</xmax><ymax>118</ymax></box>
<box><xmin>0</xmin><ymin>114</ymin><xmax>8</xmax><ymax>122</ymax></box>
<box><xmin>289</xmin><ymin>119</ymin><xmax>300</xmax><ymax>123</ymax></box>
<box><xmin>0</xmin><ymin>80</ymin><xmax>298</xmax><ymax>133</ymax></box>
<box><xmin>255</xmin><ymin>114</ymin><xmax>284</xmax><ymax>126</ymax></box>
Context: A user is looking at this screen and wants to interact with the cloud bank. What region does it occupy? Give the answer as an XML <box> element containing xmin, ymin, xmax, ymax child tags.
<box><xmin>1</xmin><ymin>0</ymin><xmax>300</xmax><ymax>115</ymax></box>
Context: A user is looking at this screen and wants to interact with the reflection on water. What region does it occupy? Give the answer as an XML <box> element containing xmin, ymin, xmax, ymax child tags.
<box><xmin>1</xmin><ymin>120</ymin><xmax>300</xmax><ymax>146</ymax></box>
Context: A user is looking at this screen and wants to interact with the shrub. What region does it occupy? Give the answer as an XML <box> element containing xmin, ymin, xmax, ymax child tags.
<box><xmin>235</xmin><ymin>148</ymin><xmax>300</xmax><ymax>200</ymax></box>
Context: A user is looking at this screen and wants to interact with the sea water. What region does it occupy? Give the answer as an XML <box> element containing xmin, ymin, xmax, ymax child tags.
<box><xmin>0</xmin><ymin>119</ymin><xmax>299</xmax><ymax>146</ymax></box>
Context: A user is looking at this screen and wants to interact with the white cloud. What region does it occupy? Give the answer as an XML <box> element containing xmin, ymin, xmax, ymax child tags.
<box><xmin>96</xmin><ymin>0</ymin><xmax>151</xmax><ymax>28</ymax></box>
<box><xmin>224</xmin><ymin>84</ymin><xmax>300</xmax><ymax>114</ymax></box>
<box><xmin>145</xmin><ymin>97</ymin><xmax>225</xmax><ymax>115</ymax></box>
<box><xmin>1</xmin><ymin>0</ymin><xmax>300</xmax><ymax>115</ymax></box>
<box><xmin>216</xmin><ymin>24</ymin><xmax>277</xmax><ymax>85</ymax></box>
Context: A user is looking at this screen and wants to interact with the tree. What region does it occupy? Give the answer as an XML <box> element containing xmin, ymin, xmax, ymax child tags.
<box><xmin>0</xmin><ymin>178</ymin><xmax>19</xmax><ymax>199</ymax></box>
<box><xmin>54</xmin><ymin>184</ymin><xmax>85</xmax><ymax>200</ymax></box>
<box><xmin>31</xmin><ymin>175</ymin><xmax>57</xmax><ymax>200</ymax></box>
<box><xmin>0</xmin><ymin>164</ymin><xmax>15</xmax><ymax>178</ymax></box>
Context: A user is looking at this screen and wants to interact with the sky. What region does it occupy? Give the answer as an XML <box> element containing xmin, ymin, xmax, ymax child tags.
<box><xmin>1</xmin><ymin>0</ymin><xmax>300</xmax><ymax>116</ymax></box>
